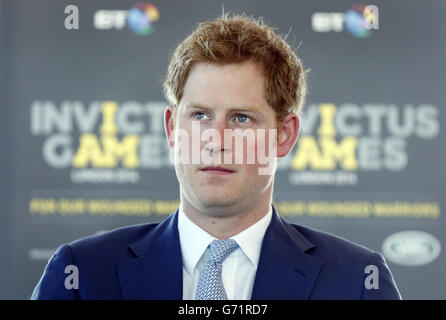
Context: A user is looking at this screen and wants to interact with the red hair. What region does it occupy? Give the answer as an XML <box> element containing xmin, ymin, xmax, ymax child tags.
<box><xmin>163</xmin><ymin>13</ymin><xmax>308</xmax><ymax>124</ymax></box>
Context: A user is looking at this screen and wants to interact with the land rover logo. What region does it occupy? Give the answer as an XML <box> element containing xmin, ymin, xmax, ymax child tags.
<box><xmin>382</xmin><ymin>231</ymin><xmax>441</xmax><ymax>266</ymax></box>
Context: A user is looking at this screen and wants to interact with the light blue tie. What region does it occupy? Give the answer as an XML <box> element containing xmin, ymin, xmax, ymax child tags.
<box><xmin>195</xmin><ymin>239</ymin><xmax>239</xmax><ymax>300</ymax></box>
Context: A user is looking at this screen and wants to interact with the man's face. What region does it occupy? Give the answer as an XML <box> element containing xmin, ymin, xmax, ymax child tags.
<box><xmin>166</xmin><ymin>60</ymin><xmax>280</xmax><ymax>217</ymax></box>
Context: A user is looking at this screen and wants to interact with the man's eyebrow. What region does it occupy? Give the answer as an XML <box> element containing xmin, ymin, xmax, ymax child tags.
<box><xmin>186</xmin><ymin>103</ymin><xmax>262</xmax><ymax>113</ymax></box>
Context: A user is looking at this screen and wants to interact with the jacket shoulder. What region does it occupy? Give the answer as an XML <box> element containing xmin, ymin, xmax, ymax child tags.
<box><xmin>290</xmin><ymin>222</ymin><xmax>375</xmax><ymax>260</ymax></box>
<box><xmin>68</xmin><ymin>221</ymin><xmax>160</xmax><ymax>263</ymax></box>
<box><xmin>32</xmin><ymin>221</ymin><xmax>163</xmax><ymax>299</ymax></box>
<box><xmin>286</xmin><ymin>222</ymin><xmax>401</xmax><ymax>299</ymax></box>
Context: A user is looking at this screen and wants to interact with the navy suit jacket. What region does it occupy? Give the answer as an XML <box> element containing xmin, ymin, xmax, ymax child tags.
<box><xmin>32</xmin><ymin>206</ymin><xmax>401</xmax><ymax>299</ymax></box>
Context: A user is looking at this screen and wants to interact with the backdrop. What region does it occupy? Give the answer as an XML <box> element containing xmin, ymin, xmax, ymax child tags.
<box><xmin>0</xmin><ymin>0</ymin><xmax>445</xmax><ymax>299</ymax></box>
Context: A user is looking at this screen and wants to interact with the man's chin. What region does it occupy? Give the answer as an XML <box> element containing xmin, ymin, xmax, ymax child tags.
<box><xmin>195</xmin><ymin>197</ymin><xmax>242</xmax><ymax>217</ymax></box>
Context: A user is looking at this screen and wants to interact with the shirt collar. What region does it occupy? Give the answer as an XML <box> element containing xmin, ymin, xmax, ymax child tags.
<box><xmin>178</xmin><ymin>206</ymin><xmax>216</xmax><ymax>276</ymax></box>
<box><xmin>232</xmin><ymin>208</ymin><xmax>272</xmax><ymax>266</ymax></box>
<box><xmin>178</xmin><ymin>205</ymin><xmax>272</xmax><ymax>276</ymax></box>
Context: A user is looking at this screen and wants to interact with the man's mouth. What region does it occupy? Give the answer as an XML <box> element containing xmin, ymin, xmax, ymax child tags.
<box><xmin>199</xmin><ymin>166</ymin><xmax>236</xmax><ymax>175</ymax></box>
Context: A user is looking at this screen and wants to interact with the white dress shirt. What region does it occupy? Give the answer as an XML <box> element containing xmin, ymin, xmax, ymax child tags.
<box><xmin>178</xmin><ymin>205</ymin><xmax>272</xmax><ymax>300</ymax></box>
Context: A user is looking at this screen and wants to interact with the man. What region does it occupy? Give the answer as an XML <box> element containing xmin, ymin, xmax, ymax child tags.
<box><xmin>32</xmin><ymin>14</ymin><xmax>401</xmax><ymax>300</ymax></box>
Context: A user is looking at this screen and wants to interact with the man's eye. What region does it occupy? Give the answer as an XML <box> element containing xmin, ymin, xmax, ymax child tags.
<box><xmin>236</xmin><ymin>114</ymin><xmax>250</xmax><ymax>123</ymax></box>
<box><xmin>193</xmin><ymin>112</ymin><xmax>208</xmax><ymax>120</ymax></box>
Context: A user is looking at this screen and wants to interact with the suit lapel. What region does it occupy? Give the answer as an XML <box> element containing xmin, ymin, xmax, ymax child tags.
<box><xmin>117</xmin><ymin>210</ymin><xmax>183</xmax><ymax>299</ymax></box>
<box><xmin>251</xmin><ymin>207</ymin><xmax>322</xmax><ymax>300</ymax></box>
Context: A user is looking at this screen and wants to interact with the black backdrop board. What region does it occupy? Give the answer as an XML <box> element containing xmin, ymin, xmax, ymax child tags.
<box><xmin>0</xmin><ymin>0</ymin><xmax>445</xmax><ymax>299</ymax></box>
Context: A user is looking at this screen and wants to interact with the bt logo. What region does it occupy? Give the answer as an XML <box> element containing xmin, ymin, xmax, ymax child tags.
<box><xmin>312</xmin><ymin>5</ymin><xmax>379</xmax><ymax>38</ymax></box>
<box><xmin>94</xmin><ymin>2</ymin><xmax>160</xmax><ymax>35</ymax></box>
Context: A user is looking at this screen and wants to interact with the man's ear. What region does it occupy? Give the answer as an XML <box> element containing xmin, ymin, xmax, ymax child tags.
<box><xmin>164</xmin><ymin>105</ymin><xmax>176</xmax><ymax>148</ymax></box>
<box><xmin>276</xmin><ymin>113</ymin><xmax>300</xmax><ymax>158</ymax></box>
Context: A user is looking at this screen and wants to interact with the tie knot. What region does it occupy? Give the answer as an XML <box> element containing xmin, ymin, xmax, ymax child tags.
<box><xmin>208</xmin><ymin>239</ymin><xmax>239</xmax><ymax>264</ymax></box>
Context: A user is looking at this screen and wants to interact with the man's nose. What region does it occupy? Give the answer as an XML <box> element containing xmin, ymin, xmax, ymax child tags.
<box><xmin>205</xmin><ymin>117</ymin><xmax>231</xmax><ymax>153</ymax></box>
